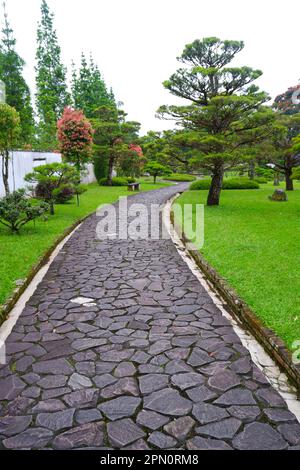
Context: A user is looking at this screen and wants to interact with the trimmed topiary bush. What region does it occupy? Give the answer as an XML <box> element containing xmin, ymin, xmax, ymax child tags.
<box><xmin>254</xmin><ymin>177</ymin><xmax>268</xmax><ymax>184</ymax></box>
<box><xmin>164</xmin><ymin>173</ymin><xmax>196</xmax><ymax>182</ymax></box>
<box><xmin>190</xmin><ymin>178</ymin><xmax>260</xmax><ymax>190</ymax></box>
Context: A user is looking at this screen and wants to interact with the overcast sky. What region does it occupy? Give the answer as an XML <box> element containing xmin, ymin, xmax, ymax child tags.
<box><xmin>2</xmin><ymin>0</ymin><xmax>300</xmax><ymax>134</ymax></box>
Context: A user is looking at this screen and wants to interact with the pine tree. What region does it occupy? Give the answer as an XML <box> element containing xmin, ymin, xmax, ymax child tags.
<box><xmin>0</xmin><ymin>2</ymin><xmax>34</xmax><ymax>145</ymax></box>
<box><xmin>35</xmin><ymin>0</ymin><xmax>69</xmax><ymax>150</ymax></box>
<box><xmin>71</xmin><ymin>53</ymin><xmax>115</xmax><ymax>117</ymax></box>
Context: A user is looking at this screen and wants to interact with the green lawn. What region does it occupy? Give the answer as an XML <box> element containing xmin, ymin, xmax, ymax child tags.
<box><xmin>174</xmin><ymin>181</ymin><xmax>300</xmax><ymax>350</ymax></box>
<box><xmin>0</xmin><ymin>180</ymin><xmax>170</xmax><ymax>309</ymax></box>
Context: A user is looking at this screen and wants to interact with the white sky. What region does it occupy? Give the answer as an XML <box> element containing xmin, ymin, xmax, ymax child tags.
<box><xmin>2</xmin><ymin>0</ymin><xmax>300</xmax><ymax>134</ymax></box>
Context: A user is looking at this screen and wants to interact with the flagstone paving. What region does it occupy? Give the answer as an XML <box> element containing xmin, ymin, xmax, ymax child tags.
<box><xmin>0</xmin><ymin>184</ymin><xmax>300</xmax><ymax>450</ymax></box>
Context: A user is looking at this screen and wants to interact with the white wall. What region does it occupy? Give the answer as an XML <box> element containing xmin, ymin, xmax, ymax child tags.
<box><xmin>0</xmin><ymin>151</ymin><xmax>97</xmax><ymax>196</ymax></box>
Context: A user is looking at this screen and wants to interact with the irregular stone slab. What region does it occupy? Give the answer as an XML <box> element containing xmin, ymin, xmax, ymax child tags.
<box><xmin>214</xmin><ymin>388</ymin><xmax>256</xmax><ymax>405</ymax></box>
<box><xmin>99</xmin><ymin>396</ymin><xmax>141</xmax><ymax>421</ymax></box>
<box><xmin>228</xmin><ymin>405</ymin><xmax>261</xmax><ymax>422</ymax></box>
<box><xmin>196</xmin><ymin>417</ymin><xmax>242</xmax><ymax>439</ymax></box>
<box><xmin>93</xmin><ymin>374</ymin><xmax>117</xmax><ymax>389</ymax></box>
<box><xmin>192</xmin><ymin>403</ymin><xmax>229</xmax><ymax>424</ymax></box>
<box><xmin>164</xmin><ymin>416</ymin><xmax>195</xmax><ymax>441</ymax></box>
<box><xmin>75</xmin><ymin>409</ymin><xmax>102</xmax><ymax>425</ymax></box>
<box><xmin>0</xmin><ymin>375</ymin><xmax>26</xmax><ymax>400</ymax></box>
<box><xmin>165</xmin><ymin>360</ymin><xmax>192</xmax><ymax>374</ymax></box>
<box><xmin>32</xmin><ymin>399</ymin><xmax>66</xmax><ymax>413</ymax></box>
<box><xmin>69</xmin><ymin>373</ymin><xmax>92</xmax><ymax>390</ymax></box>
<box><xmin>208</xmin><ymin>369</ymin><xmax>240</xmax><ymax>392</ymax></box>
<box><xmin>71</xmin><ymin>297</ymin><xmax>95</xmax><ymax>305</ymax></box>
<box><xmin>186</xmin><ymin>385</ymin><xmax>217</xmax><ymax>403</ymax></box>
<box><xmin>148</xmin><ymin>431</ymin><xmax>177</xmax><ymax>449</ymax></box>
<box><xmin>255</xmin><ymin>388</ymin><xmax>286</xmax><ymax>407</ymax></box>
<box><xmin>53</xmin><ymin>422</ymin><xmax>104</xmax><ymax>449</ymax></box>
<box><xmin>36</xmin><ymin>409</ymin><xmax>75</xmax><ymax>431</ymax></box>
<box><xmin>0</xmin><ymin>415</ymin><xmax>32</xmax><ymax>437</ymax></box>
<box><xmin>278</xmin><ymin>424</ymin><xmax>300</xmax><ymax>446</ymax></box>
<box><xmin>139</xmin><ymin>374</ymin><xmax>169</xmax><ymax>395</ymax></box>
<box><xmin>263</xmin><ymin>408</ymin><xmax>296</xmax><ymax>423</ymax></box>
<box><xmin>187</xmin><ymin>348</ymin><xmax>214</xmax><ymax>367</ymax></box>
<box><xmin>63</xmin><ymin>389</ymin><xmax>98</xmax><ymax>408</ymax></box>
<box><xmin>114</xmin><ymin>362</ymin><xmax>136</xmax><ymax>377</ymax></box>
<box><xmin>230</xmin><ymin>357</ymin><xmax>252</xmax><ymax>374</ymax></box>
<box><xmin>149</xmin><ymin>341</ymin><xmax>172</xmax><ymax>356</ymax></box>
<box><xmin>100</xmin><ymin>377</ymin><xmax>139</xmax><ymax>399</ymax></box>
<box><xmin>136</xmin><ymin>410</ymin><xmax>169</xmax><ymax>430</ymax></box>
<box><xmin>187</xmin><ymin>436</ymin><xmax>232</xmax><ymax>450</ymax></box>
<box><xmin>171</xmin><ymin>372</ymin><xmax>204</xmax><ymax>390</ymax></box>
<box><xmin>144</xmin><ymin>388</ymin><xmax>192</xmax><ymax>416</ymax></box>
<box><xmin>33</xmin><ymin>358</ymin><xmax>73</xmax><ymax>375</ymax></box>
<box><xmin>38</xmin><ymin>375</ymin><xmax>67</xmax><ymax>389</ymax></box>
<box><xmin>233</xmin><ymin>422</ymin><xmax>288</xmax><ymax>450</ymax></box>
<box><xmin>3</xmin><ymin>427</ymin><xmax>53</xmax><ymax>449</ymax></box>
<box><xmin>125</xmin><ymin>439</ymin><xmax>150</xmax><ymax>450</ymax></box>
<box><xmin>75</xmin><ymin>361</ymin><xmax>96</xmax><ymax>377</ymax></box>
<box><xmin>100</xmin><ymin>349</ymin><xmax>134</xmax><ymax>362</ymax></box>
<box><xmin>107</xmin><ymin>418</ymin><xmax>145</xmax><ymax>447</ymax></box>
<box><xmin>72</xmin><ymin>338</ymin><xmax>107</xmax><ymax>351</ymax></box>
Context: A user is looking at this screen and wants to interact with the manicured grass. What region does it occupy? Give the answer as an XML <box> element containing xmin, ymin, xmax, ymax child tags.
<box><xmin>0</xmin><ymin>180</ymin><xmax>170</xmax><ymax>308</ymax></box>
<box><xmin>174</xmin><ymin>181</ymin><xmax>300</xmax><ymax>350</ymax></box>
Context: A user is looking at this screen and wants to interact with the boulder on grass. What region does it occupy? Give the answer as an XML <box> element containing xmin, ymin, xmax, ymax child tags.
<box><xmin>268</xmin><ymin>189</ymin><xmax>288</xmax><ymax>202</ymax></box>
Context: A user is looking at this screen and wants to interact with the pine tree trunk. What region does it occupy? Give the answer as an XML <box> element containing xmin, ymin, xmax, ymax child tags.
<box><xmin>285</xmin><ymin>169</ymin><xmax>294</xmax><ymax>191</ymax></box>
<box><xmin>107</xmin><ymin>156</ymin><xmax>114</xmax><ymax>186</ymax></box>
<box><xmin>273</xmin><ymin>172</ymin><xmax>280</xmax><ymax>186</ymax></box>
<box><xmin>207</xmin><ymin>164</ymin><xmax>224</xmax><ymax>206</ymax></box>
<box><xmin>248</xmin><ymin>160</ymin><xmax>255</xmax><ymax>180</ymax></box>
<box><xmin>2</xmin><ymin>151</ymin><xmax>10</xmax><ymax>195</ymax></box>
<box><xmin>154</xmin><ymin>174</ymin><xmax>157</xmax><ymax>183</ymax></box>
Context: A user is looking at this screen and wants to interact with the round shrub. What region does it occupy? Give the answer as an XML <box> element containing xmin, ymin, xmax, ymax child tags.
<box><xmin>164</xmin><ymin>173</ymin><xmax>196</xmax><ymax>182</ymax></box>
<box><xmin>254</xmin><ymin>177</ymin><xmax>268</xmax><ymax>184</ymax></box>
<box><xmin>52</xmin><ymin>184</ymin><xmax>75</xmax><ymax>203</ymax></box>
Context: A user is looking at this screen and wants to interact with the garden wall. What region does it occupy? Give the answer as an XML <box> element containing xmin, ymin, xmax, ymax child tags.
<box><xmin>0</xmin><ymin>151</ymin><xmax>96</xmax><ymax>196</ymax></box>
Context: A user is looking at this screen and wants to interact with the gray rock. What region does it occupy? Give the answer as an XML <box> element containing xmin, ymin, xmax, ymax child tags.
<box><xmin>139</xmin><ymin>374</ymin><xmax>169</xmax><ymax>394</ymax></box>
<box><xmin>233</xmin><ymin>422</ymin><xmax>288</xmax><ymax>450</ymax></box>
<box><xmin>69</xmin><ymin>373</ymin><xmax>92</xmax><ymax>390</ymax></box>
<box><xmin>32</xmin><ymin>399</ymin><xmax>66</xmax><ymax>413</ymax></box>
<box><xmin>93</xmin><ymin>373</ymin><xmax>117</xmax><ymax>389</ymax></box>
<box><xmin>36</xmin><ymin>409</ymin><xmax>75</xmax><ymax>431</ymax></box>
<box><xmin>136</xmin><ymin>410</ymin><xmax>169</xmax><ymax>430</ymax></box>
<box><xmin>187</xmin><ymin>436</ymin><xmax>232</xmax><ymax>450</ymax></box>
<box><xmin>38</xmin><ymin>375</ymin><xmax>67</xmax><ymax>389</ymax></box>
<box><xmin>171</xmin><ymin>372</ymin><xmax>204</xmax><ymax>390</ymax></box>
<box><xmin>75</xmin><ymin>409</ymin><xmax>102</xmax><ymax>425</ymax></box>
<box><xmin>114</xmin><ymin>362</ymin><xmax>136</xmax><ymax>377</ymax></box>
<box><xmin>164</xmin><ymin>416</ymin><xmax>195</xmax><ymax>440</ymax></box>
<box><xmin>187</xmin><ymin>348</ymin><xmax>214</xmax><ymax>367</ymax></box>
<box><xmin>278</xmin><ymin>424</ymin><xmax>300</xmax><ymax>445</ymax></box>
<box><xmin>196</xmin><ymin>417</ymin><xmax>242</xmax><ymax>439</ymax></box>
<box><xmin>208</xmin><ymin>369</ymin><xmax>240</xmax><ymax>392</ymax></box>
<box><xmin>264</xmin><ymin>408</ymin><xmax>297</xmax><ymax>423</ymax></box>
<box><xmin>192</xmin><ymin>403</ymin><xmax>229</xmax><ymax>424</ymax></box>
<box><xmin>33</xmin><ymin>358</ymin><xmax>73</xmax><ymax>375</ymax></box>
<box><xmin>228</xmin><ymin>405</ymin><xmax>261</xmax><ymax>422</ymax></box>
<box><xmin>100</xmin><ymin>377</ymin><xmax>139</xmax><ymax>399</ymax></box>
<box><xmin>63</xmin><ymin>389</ymin><xmax>98</xmax><ymax>408</ymax></box>
<box><xmin>186</xmin><ymin>385</ymin><xmax>217</xmax><ymax>403</ymax></box>
<box><xmin>53</xmin><ymin>422</ymin><xmax>104</xmax><ymax>449</ymax></box>
<box><xmin>148</xmin><ymin>431</ymin><xmax>177</xmax><ymax>449</ymax></box>
<box><xmin>3</xmin><ymin>427</ymin><xmax>53</xmax><ymax>449</ymax></box>
<box><xmin>107</xmin><ymin>418</ymin><xmax>145</xmax><ymax>447</ymax></box>
<box><xmin>0</xmin><ymin>375</ymin><xmax>26</xmax><ymax>400</ymax></box>
<box><xmin>144</xmin><ymin>388</ymin><xmax>192</xmax><ymax>416</ymax></box>
<box><xmin>0</xmin><ymin>415</ymin><xmax>32</xmax><ymax>437</ymax></box>
<box><xmin>255</xmin><ymin>388</ymin><xmax>286</xmax><ymax>407</ymax></box>
<box><xmin>214</xmin><ymin>388</ymin><xmax>256</xmax><ymax>405</ymax></box>
<box><xmin>99</xmin><ymin>396</ymin><xmax>141</xmax><ymax>420</ymax></box>
<box><xmin>72</xmin><ymin>338</ymin><xmax>107</xmax><ymax>351</ymax></box>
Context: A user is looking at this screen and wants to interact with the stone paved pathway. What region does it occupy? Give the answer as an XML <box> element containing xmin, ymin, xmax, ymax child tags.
<box><xmin>1</xmin><ymin>184</ymin><xmax>300</xmax><ymax>450</ymax></box>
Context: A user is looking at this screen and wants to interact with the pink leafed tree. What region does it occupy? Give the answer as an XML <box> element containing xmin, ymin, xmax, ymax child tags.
<box><xmin>57</xmin><ymin>107</ymin><xmax>94</xmax><ymax>173</ymax></box>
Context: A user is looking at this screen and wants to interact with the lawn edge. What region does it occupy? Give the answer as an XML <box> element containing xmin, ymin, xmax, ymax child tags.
<box><xmin>170</xmin><ymin>194</ymin><xmax>300</xmax><ymax>394</ymax></box>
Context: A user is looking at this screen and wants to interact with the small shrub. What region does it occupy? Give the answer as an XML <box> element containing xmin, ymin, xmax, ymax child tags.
<box><xmin>52</xmin><ymin>184</ymin><xmax>75</xmax><ymax>204</ymax></box>
<box><xmin>99</xmin><ymin>177</ymin><xmax>129</xmax><ymax>186</ymax></box>
<box><xmin>190</xmin><ymin>179</ymin><xmax>211</xmax><ymax>190</ymax></box>
<box><xmin>127</xmin><ymin>177</ymin><xmax>136</xmax><ymax>184</ymax></box>
<box><xmin>223</xmin><ymin>178</ymin><xmax>260</xmax><ymax>189</ymax></box>
<box><xmin>190</xmin><ymin>178</ymin><xmax>260</xmax><ymax>190</ymax></box>
<box><xmin>254</xmin><ymin>177</ymin><xmax>268</xmax><ymax>184</ymax></box>
<box><xmin>164</xmin><ymin>173</ymin><xmax>196</xmax><ymax>182</ymax></box>
<box><xmin>0</xmin><ymin>189</ymin><xmax>49</xmax><ymax>233</ymax></box>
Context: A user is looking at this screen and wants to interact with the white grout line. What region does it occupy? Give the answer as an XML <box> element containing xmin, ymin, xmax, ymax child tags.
<box><xmin>163</xmin><ymin>195</ymin><xmax>300</xmax><ymax>422</ymax></box>
<box><xmin>0</xmin><ymin>223</ymin><xmax>82</xmax><ymax>345</ymax></box>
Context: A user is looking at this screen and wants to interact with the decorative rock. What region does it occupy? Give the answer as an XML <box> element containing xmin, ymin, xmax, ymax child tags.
<box><xmin>72</xmin><ymin>338</ymin><xmax>107</xmax><ymax>351</ymax></box>
<box><xmin>164</xmin><ymin>416</ymin><xmax>195</xmax><ymax>441</ymax></box>
<box><xmin>114</xmin><ymin>362</ymin><xmax>136</xmax><ymax>377</ymax></box>
<box><xmin>144</xmin><ymin>388</ymin><xmax>192</xmax><ymax>416</ymax></box>
<box><xmin>186</xmin><ymin>385</ymin><xmax>217</xmax><ymax>403</ymax></box>
<box><xmin>107</xmin><ymin>418</ymin><xmax>145</xmax><ymax>447</ymax></box>
<box><xmin>228</xmin><ymin>405</ymin><xmax>261</xmax><ymax>422</ymax></box>
<box><xmin>93</xmin><ymin>374</ymin><xmax>117</xmax><ymax>389</ymax></box>
<box><xmin>214</xmin><ymin>388</ymin><xmax>256</xmax><ymax>405</ymax></box>
<box><xmin>208</xmin><ymin>369</ymin><xmax>240</xmax><ymax>392</ymax></box>
<box><xmin>187</xmin><ymin>348</ymin><xmax>214</xmax><ymax>367</ymax></box>
<box><xmin>171</xmin><ymin>372</ymin><xmax>204</xmax><ymax>390</ymax></box>
<box><xmin>100</xmin><ymin>377</ymin><xmax>139</xmax><ymax>399</ymax></box>
<box><xmin>36</xmin><ymin>409</ymin><xmax>75</xmax><ymax>431</ymax></box>
<box><xmin>69</xmin><ymin>373</ymin><xmax>92</xmax><ymax>390</ymax></box>
<box><xmin>149</xmin><ymin>341</ymin><xmax>172</xmax><ymax>356</ymax></box>
<box><xmin>75</xmin><ymin>409</ymin><xmax>102</xmax><ymax>425</ymax></box>
<box><xmin>100</xmin><ymin>349</ymin><xmax>134</xmax><ymax>362</ymax></box>
<box><xmin>137</xmin><ymin>408</ymin><xmax>170</xmax><ymax>431</ymax></box>
<box><xmin>196</xmin><ymin>417</ymin><xmax>242</xmax><ymax>439</ymax></box>
<box><xmin>3</xmin><ymin>427</ymin><xmax>53</xmax><ymax>449</ymax></box>
<box><xmin>148</xmin><ymin>431</ymin><xmax>177</xmax><ymax>449</ymax></box>
<box><xmin>255</xmin><ymin>388</ymin><xmax>286</xmax><ymax>407</ymax></box>
<box><xmin>0</xmin><ymin>416</ymin><xmax>32</xmax><ymax>437</ymax></box>
<box><xmin>230</xmin><ymin>357</ymin><xmax>252</xmax><ymax>374</ymax></box>
<box><xmin>0</xmin><ymin>375</ymin><xmax>26</xmax><ymax>400</ymax></box>
<box><xmin>33</xmin><ymin>358</ymin><xmax>73</xmax><ymax>375</ymax></box>
<box><xmin>99</xmin><ymin>396</ymin><xmax>141</xmax><ymax>421</ymax></box>
<box><xmin>187</xmin><ymin>436</ymin><xmax>232</xmax><ymax>450</ymax></box>
<box><xmin>32</xmin><ymin>399</ymin><xmax>66</xmax><ymax>413</ymax></box>
<box><xmin>63</xmin><ymin>389</ymin><xmax>98</xmax><ymax>408</ymax></box>
<box><xmin>278</xmin><ymin>424</ymin><xmax>300</xmax><ymax>445</ymax></box>
<box><xmin>53</xmin><ymin>422</ymin><xmax>104</xmax><ymax>449</ymax></box>
<box><xmin>263</xmin><ymin>408</ymin><xmax>296</xmax><ymax>423</ymax></box>
<box><xmin>192</xmin><ymin>403</ymin><xmax>229</xmax><ymax>424</ymax></box>
<box><xmin>38</xmin><ymin>375</ymin><xmax>67</xmax><ymax>389</ymax></box>
<box><xmin>139</xmin><ymin>374</ymin><xmax>169</xmax><ymax>395</ymax></box>
<box><xmin>233</xmin><ymin>422</ymin><xmax>288</xmax><ymax>450</ymax></box>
